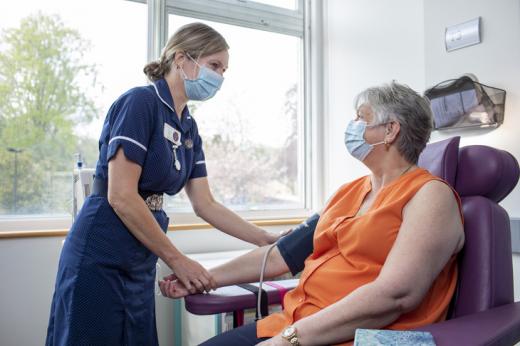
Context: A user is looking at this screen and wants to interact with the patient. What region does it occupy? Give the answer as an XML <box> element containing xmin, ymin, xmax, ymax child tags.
<box><xmin>160</xmin><ymin>82</ymin><xmax>465</xmax><ymax>346</ymax></box>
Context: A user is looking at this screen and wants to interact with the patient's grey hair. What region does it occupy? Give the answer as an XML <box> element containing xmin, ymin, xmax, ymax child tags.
<box><xmin>354</xmin><ymin>81</ymin><xmax>433</xmax><ymax>164</ymax></box>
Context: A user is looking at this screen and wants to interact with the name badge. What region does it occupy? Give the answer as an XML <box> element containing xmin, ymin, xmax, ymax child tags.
<box><xmin>164</xmin><ymin>123</ymin><xmax>181</xmax><ymax>147</ymax></box>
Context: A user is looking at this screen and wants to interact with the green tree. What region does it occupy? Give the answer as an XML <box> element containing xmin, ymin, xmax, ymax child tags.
<box><xmin>0</xmin><ymin>12</ymin><xmax>99</xmax><ymax>214</ymax></box>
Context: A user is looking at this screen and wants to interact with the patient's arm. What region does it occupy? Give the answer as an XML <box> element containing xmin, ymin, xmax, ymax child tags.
<box><xmin>212</xmin><ymin>245</ymin><xmax>291</xmax><ymax>286</ymax></box>
<box><xmin>279</xmin><ymin>180</ymin><xmax>464</xmax><ymax>345</ymax></box>
<box><xmin>160</xmin><ymin>245</ymin><xmax>290</xmax><ymax>298</ymax></box>
<box><xmin>160</xmin><ymin>213</ymin><xmax>320</xmax><ymax>298</ymax></box>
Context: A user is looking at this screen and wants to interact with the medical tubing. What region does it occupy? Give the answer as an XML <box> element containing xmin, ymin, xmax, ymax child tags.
<box><xmin>256</xmin><ymin>214</ymin><xmax>320</xmax><ymax>319</ymax></box>
<box><xmin>257</xmin><ymin>242</ymin><xmax>278</xmax><ymax>319</ymax></box>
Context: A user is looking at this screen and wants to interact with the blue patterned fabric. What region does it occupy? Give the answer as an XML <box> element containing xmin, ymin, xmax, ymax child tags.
<box><xmin>353</xmin><ymin>329</ymin><xmax>436</xmax><ymax>346</ymax></box>
<box><xmin>46</xmin><ymin>79</ymin><xmax>205</xmax><ymax>345</ymax></box>
<box><xmin>96</xmin><ymin>78</ymin><xmax>207</xmax><ymax>194</ymax></box>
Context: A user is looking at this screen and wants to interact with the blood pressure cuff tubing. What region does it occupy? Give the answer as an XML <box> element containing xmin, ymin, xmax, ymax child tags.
<box><xmin>237</xmin><ymin>283</ymin><xmax>268</xmax><ymax>320</ymax></box>
<box><xmin>276</xmin><ymin>213</ymin><xmax>320</xmax><ymax>275</ymax></box>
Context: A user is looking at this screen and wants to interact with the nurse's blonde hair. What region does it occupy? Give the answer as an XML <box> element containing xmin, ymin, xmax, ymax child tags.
<box><xmin>143</xmin><ymin>22</ymin><xmax>229</xmax><ymax>82</ymax></box>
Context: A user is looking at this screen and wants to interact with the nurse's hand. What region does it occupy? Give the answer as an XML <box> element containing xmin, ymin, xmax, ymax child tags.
<box><xmin>168</xmin><ymin>255</ymin><xmax>217</xmax><ymax>294</ymax></box>
<box><xmin>261</xmin><ymin>228</ymin><xmax>292</xmax><ymax>245</ymax></box>
<box><xmin>159</xmin><ymin>274</ymin><xmax>190</xmax><ymax>298</ymax></box>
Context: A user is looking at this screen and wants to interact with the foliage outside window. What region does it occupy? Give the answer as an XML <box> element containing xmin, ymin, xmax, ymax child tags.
<box><xmin>0</xmin><ymin>0</ymin><xmax>146</xmax><ymax>217</ymax></box>
<box><xmin>0</xmin><ymin>13</ymin><xmax>98</xmax><ymax>214</ymax></box>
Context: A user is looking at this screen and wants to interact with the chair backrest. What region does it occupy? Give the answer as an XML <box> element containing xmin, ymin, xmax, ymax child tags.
<box><xmin>451</xmin><ymin>145</ymin><xmax>519</xmax><ymax>318</ymax></box>
<box><xmin>418</xmin><ymin>137</ymin><xmax>520</xmax><ymax>318</ymax></box>
<box><xmin>418</xmin><ymin>136</ymin><xmax>460</xmax><ymax>187</ymax></box>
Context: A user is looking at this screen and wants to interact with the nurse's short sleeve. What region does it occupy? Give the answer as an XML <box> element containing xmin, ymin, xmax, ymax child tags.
<box><xmin>107</xmin><ymin>88</ymin><xmax>154</xmax><ymax>166</ymax></box>
<box><xmin>189</xmin><ymin>132</ymin><xmax>208</xmax><ymax>179</ymax></box>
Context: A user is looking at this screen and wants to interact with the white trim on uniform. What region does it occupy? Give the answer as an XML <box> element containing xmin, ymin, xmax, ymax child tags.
<box><xmin>109</xmin><ymin>136</ymin><xmax>148</xmax><ymax>151</ymax></box>
<box><xmin>152</xmin><ymin>82</ymin><xmax>175</xmax><ymax>113</ymax></box>
<box><xmin>195</xmin><ymin>160</ymin><xmax>205</xmax><ymax>165</ymax></box>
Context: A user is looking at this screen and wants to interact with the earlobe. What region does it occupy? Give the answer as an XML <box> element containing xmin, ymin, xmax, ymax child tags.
<box><xmin>389</xmin><ymin>121</ymin><xmax>400</xmax><ymax>141</ymax></box>
<box><xmin>174</xmin><ymin>53</ymin><xmax>185</xmax><ymax>68</ymax></box>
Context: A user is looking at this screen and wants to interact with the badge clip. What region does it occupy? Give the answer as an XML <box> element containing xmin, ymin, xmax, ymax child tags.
<box><xmin>164</xmin><ymin>123</ymin><xmax>182</xmax><ymax>171</ymax></box>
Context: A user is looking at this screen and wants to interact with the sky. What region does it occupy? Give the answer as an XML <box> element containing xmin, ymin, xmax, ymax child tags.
<box><xmin>0</xmin><ymin>0</ymin><xmax>302</xmax><ymax>148</ymax></box>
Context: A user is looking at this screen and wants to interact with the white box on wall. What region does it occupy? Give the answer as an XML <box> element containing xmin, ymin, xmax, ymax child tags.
<box><xmin>445</xmin><ymin>17</ymin><xmax>481</xmax><ymax>51</ymax></box>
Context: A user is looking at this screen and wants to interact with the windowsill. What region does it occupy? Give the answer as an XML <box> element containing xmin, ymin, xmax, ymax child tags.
<box><xmin>0</xmin><ymin>208</ymin><xmax>311</xmax><ymax>230</ymax></box>
<box><xmin>0</xmin><ymin>210</ymin><xmax>310</xmax><ymax>239</ymax></box>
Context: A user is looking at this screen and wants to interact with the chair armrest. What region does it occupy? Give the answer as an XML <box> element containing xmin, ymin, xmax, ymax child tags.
<box><xmin>184</xmin><ymin>279</ymin><xmax>298</xmax><ymax>315</ymax></box>
<box><xmin>414</xmin><ymin>301</ymin><xmax>520</xmax><ymax>346</ymax></box>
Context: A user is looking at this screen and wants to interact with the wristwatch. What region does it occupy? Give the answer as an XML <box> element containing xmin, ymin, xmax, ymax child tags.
<box><xmin>281</xmin><ymin>325</ymin><xmax>300</xmax><ymax>345</ymax></box>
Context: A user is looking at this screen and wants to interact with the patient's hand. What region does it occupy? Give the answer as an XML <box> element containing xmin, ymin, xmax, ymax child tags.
<box><xmin>159</xmin><ymin>274</ymin><xmax>191</xmax><ymax>298</ymax></box>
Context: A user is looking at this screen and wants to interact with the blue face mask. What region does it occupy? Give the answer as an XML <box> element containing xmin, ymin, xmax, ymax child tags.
<box><xmin>181</xmin><ymin>55</ymin><xmax>224</xmax><ymax>101</ymax></box>
<box><xmin>344</xmin><ymin>120</ymin><xmax>386</xmax><ymax>161</ymax></box>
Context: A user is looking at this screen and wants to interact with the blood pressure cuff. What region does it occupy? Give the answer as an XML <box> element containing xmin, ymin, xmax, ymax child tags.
<box><xmin>277</xmin><ymin>213</ymin><xmax>320</xmax><ymax>275</ymax></box>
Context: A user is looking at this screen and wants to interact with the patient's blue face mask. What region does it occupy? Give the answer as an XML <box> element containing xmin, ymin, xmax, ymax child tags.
<box><xmin>181</xmin><ymin>54</ymin><xmax>224</xmax><ymax>101</ymax></box>
<box><xmin>344</xmin><ymin>120</ymin><xmax>386</xmax><ymax>161</ymax></box>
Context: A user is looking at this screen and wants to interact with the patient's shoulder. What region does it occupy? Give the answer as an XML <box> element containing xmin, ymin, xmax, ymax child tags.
<box><xmin>408</xmin><ymin>179</ymin><xmax>463</xmax><ymax>229</ymax></box>
<box><xmin>416</xmin><ymin>179</ymin><xmax>460</xmax><ymax>205</ymax></box>
<box><xmin>403</xmin><ymin>178</ymin><xmax>465</xmax><ymax>252</ymax></box>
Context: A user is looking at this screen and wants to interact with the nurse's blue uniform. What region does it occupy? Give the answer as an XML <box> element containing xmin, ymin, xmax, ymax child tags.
<box><xmin>46</xmin><ymin>79</ymin><xmax>207</xmax><ymax>345</ymax></box>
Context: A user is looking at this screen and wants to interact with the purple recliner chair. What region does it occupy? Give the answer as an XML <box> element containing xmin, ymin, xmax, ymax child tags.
<box><xmin>185</xmin><ymin>137</ymin><xmax>520</xmax><ymax>345</ymax></box>
<box><xmin>414</xmin><ymin>138</ymin><xmax>520</xmax><ymax>345</ymax></box>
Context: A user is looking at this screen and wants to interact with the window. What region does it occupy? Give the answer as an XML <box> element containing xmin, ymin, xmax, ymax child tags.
<box><xmin>252</xmin><ymin>0</ymin><xmax>298</xmax><ymax>10</ymax></box>
<box><xmin>0</xmin><ymin>0</ymin><xmax>147</xmax><ymax>219</ymax></box>
<box><xmin>165</xmin><ymin>15</ymin><xmax>304</xmax><ymax>212</ymax></box>
<box><xmin>0</xmin><ymin>0</ymin><xmax>312</xmax><ymax>229</ymax></box>
<box><xmin>163</xmin><ymin>0</ymin><xmax>307</xmax><ymax>214</ymax></box>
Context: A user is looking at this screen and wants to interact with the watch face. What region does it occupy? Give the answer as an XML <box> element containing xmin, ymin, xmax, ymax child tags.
<box><xmin>283</xmin><ymin>326</ymin><xmax>295</xmax><ymax>337</ymax></box>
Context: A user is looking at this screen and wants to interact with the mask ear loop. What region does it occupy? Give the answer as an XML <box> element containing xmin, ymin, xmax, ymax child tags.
<box><xmin>179</xmin><ymin>66</ymin><xmax>189</xmax><ymax>80</ymax></box>
<box><xmin>186</xmin><ymin>53</ymin><xmax>203</xmax><ymax>75</ymax></box>
<box><xmin>179</xmin><ymin>52</ymin><xmax>201</xmax><ymax>81</ymax></box>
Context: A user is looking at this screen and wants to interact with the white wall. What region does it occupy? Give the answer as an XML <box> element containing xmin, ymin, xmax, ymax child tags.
<box><xmin>324</xmin><ymin>0</ymin><xmax>520</xmax><ymax>215</ymax></box>
<box><xmin>423</xmin><ymin>0</ymin><xmax>520</xmax><ymax>302</ymax></box>
<box><xmin>324</xmin><ymin>0</ymin><xmax>520</xmax><ymax>212</ymax></box>
<box><xmin>424</xmin><ymin>0</ymin><xmax>520</xmax><ymax>218</ymax></box>
<box><xmin>323</xmin><ymin>0</ymin><xmax>426</xmax><ymax>196</ymax></box>
<box><xmin>423</xmin><ymin>0</ymin><xmax>520</xmax><ymax>303</ymax></box>
<box><xmin>0</xmin><ymin>237</ymin><xmax>63</xmax><ymax>346</ymax></box>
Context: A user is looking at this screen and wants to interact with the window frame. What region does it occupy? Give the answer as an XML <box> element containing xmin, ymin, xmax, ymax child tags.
<box><xmin>0</xmin><ymin>0</ymin><xmax>324</xmax><ymax>231</ymax></box>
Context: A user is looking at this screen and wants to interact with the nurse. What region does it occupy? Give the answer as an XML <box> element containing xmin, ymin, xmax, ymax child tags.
<box><xmin>46</xmin><ymin>22</ymin><xmax>279</xmax><ymax>345</ymax></box>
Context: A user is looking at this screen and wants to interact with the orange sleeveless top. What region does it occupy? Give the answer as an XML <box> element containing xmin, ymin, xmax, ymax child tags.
<box><xmin>257</xmin><ymin>168</ymin><xmax>461</xmax><ymax>344</ymax></box>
